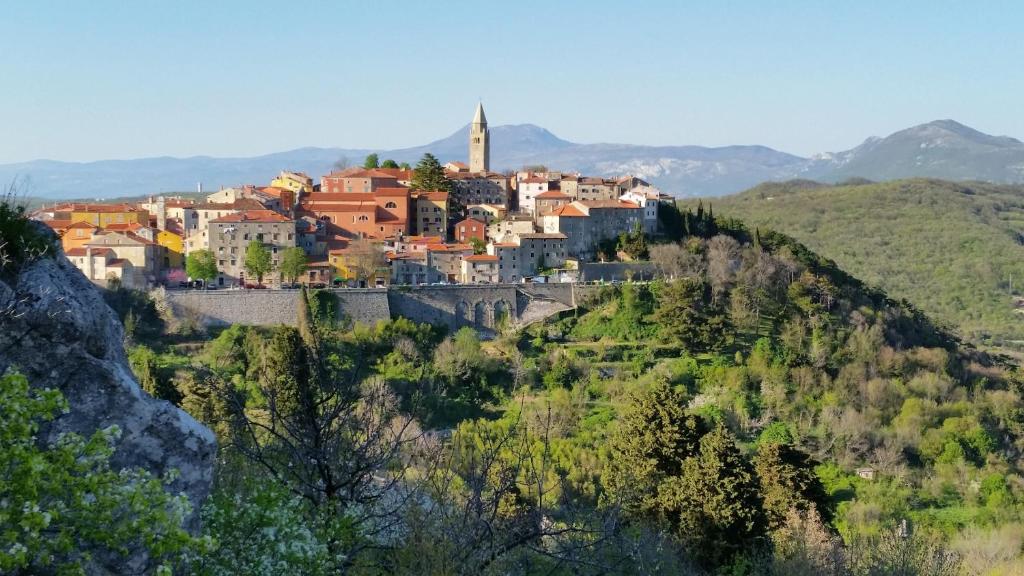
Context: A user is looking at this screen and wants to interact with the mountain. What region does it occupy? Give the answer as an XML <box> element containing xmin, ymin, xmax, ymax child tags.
<box><xmin>808</xmin><ymin>119</ymin><xmax>1024</xmax><ymax>183</ymax></box>
<box><xmin>706</xmin><ymin>178</ymin><xmax>1024</xmax><ymax>346</ymax></box>
<box><xmin>5</xmin><ymin>119</ymin><xmax>1024</xmax><ymax>200</ymax></box>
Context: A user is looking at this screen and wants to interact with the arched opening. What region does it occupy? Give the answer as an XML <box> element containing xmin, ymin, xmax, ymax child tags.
<box><xmin>384</xmin><ymin>201</ymin><xmax>397</xmax><ymax>209</ymax></box>
<box><xmin>474</xmin><ymin>301</ymin><xmax>489</xmax><ymax>327</ymax></box>
<box><xmin>455</xmin><ymin>301</ymin><xmax>470</xmax><ymax>327</ymax></box>
<box><xmin>493</xmin><ymin>300</ymin><xmax>510</xmax><ymax>328</ymax></box>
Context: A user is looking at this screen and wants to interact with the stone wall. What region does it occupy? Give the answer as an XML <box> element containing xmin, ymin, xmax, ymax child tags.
<box><xmin>165</xmin><ymin>283</ymin><xmax>583</xmax><ymax>333</ymax></box>
<box><xmin>578</xmin><ymin>262</ymin><xmax>657</xmax><ymax>282</ymax></box>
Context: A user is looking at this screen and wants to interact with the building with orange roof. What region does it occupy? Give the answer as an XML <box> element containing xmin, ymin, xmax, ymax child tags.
<box><xmin>460</xmin><ymin>254</ymin><xmax>499</xmax><ymax>284</ymax></box>
<box><xmin>83</xmin><ymin>230</ymin><xmax>162</xmax><ymax>286</ymax></box>
<box><xmin>320</xmin><ymin>169</ymin><xmax>402</xmax><ymax>194</ymax></box>
<box><xmin>54</xmin><ymin>203</ymin><xmax>150</xmax><ymax>228</ymax></box>
<box><xmin>515</xmin><ymin>173</ymin><xmax>553</xmax><ymax>215</ymax></box>
<box><xmin>534</xmin><ymin>190</ymin><xmax>573</xmax><ymax>216</ymax></box>
<box><xmin>298</xmin><ymin>186</ymin><xmax>410</xmax><ymax>240</ymax></box>
<box><xmin>425</xmin><ymin>242</ymin><xmax>473</xmax><ymax>282</ymax></box>
<box><xmin>206</xmin><ymin>210</ymin><xmax>296</xmax><ymax>287</ymax></box>
<box><xmin>66</xmin><ymin>247</ymin><xmax>140</xmax><ymax>288</ymax></box>
<box><xmin>454</xmin><ymin>217</ymin><xmax>486</xmax><ymax>244</ymax></box>
<box><xmin>541</xmin><ymin>200</ymin><xmax>642</xmax><ymax>261</ymax></box>
<box><xmin>57</xmin><ymin>220</ymin><xmax>99</xmax><ymax>253</ymax></box>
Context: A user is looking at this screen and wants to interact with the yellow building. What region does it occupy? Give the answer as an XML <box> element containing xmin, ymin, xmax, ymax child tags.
<box><xmin>59</xmin><ymin>203</ymin><xmax>150</xmax><ymax>228</ymax></box>
<box><xmin>328</xmin><ymin>242</ymin><xmax>388</xmax><ymax>287</ymax></box>
<box><xmin>271</xmin><ymin>170</ymin><xmax>314</xmax><ymax>195</ymax></box>
<box><xmin>156</xmin><ymin>228</ymin><xmax>185</xmax><ymax>269</ymax></box>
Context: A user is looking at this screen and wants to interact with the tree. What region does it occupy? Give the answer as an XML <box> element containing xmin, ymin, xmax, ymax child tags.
<box><xmin>363</xmin><ymin>153</ymin><xmax>380</xmax><ymax>169</ymax></box>
<box><xmin>754</xmin><ymin>441</ymin><xmax>831</xmax><ymax>530</ymax></box>
<box><xmin>0</xmin><ymin>372</ymin><xmax>195</xmax><ymax>574</ymax></box>
<box><xmin>381</xmin><ymin>159</ymin><xmax>399</xmax><ymax>169</ymax></box>
<box><xmin>279</xmin><ymin>247</ymin><xmax>308</xmax><ymax>284</ymax></box>
<box><xmin>468</xmin><ymin>236</ymin><xmax>486</xmax><ymax>255</ymax></box>
<box><xmin>605</xmin><ymin>380</ymin><xmax>705</xmax><ymax>515</ymax></box>
<box><xmin>660</xmin><ymin>424</ymin><xmax>767</xmax><ymax>568</ymax></box>
<box><xmin>617</xmin><ymin>222</ymin><xmax>649</xmax><ymax>260</ymax></box>
<box><xmin>410</xmin><ymin>153</ymin><xmax>451</xmax><ymax>193</ymax></box>
<box><xmin>244</xmin><ymin>240</ymin><xmax>273</xmax><ymax>286</ymax></box>
<box><xmin>399</xmin><ymin>162</ymin><xmax>411</xmax><ymax>170</ymax></box>
<box><xmin>343</xmin><ymin>238</ymin><xmax>385</xmax><ymax>285</ymax></box>
<box><xmin>653</xmin><ymin>278</ymin><xmax>732</xmax><ymax>352</ymax></box>
<box><xmin>186</xmin><ymin>249</ymin><xmax>218</xmax><ymax>286</ymax></box>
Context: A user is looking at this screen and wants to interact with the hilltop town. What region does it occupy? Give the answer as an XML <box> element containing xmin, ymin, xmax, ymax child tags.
<box><xmin>33</xmin><ymin>103</ymin><xmax>670</xmax><ymax>290</ymax></box>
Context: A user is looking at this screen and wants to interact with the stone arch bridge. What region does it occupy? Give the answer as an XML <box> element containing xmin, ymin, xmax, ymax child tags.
<box><xmin>165</xmin><ymin>283</ymin><xmax>601</xmax><ymax>336</ymax></box>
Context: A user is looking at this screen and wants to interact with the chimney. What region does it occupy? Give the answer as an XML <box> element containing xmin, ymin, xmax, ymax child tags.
<box><xmin>85</xmin><ymin>247</ymin><xmax>94</xmax><ymax>280</ymax></box>
<box><xmin>156</xmin><ymin>196</ymin><xmax>167</xmax><ymax>231</ymax></box>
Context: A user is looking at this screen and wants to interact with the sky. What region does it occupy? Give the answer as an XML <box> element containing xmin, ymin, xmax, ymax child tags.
<box><xmin>1</xmin><ymin>0</ymin><xmax>1021</xmax><ymax>163</ymax></box>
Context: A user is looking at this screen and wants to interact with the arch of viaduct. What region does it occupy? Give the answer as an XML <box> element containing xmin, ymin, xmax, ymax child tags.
<box><xmin>164</xmin><ymin>283</ymin><xmax>600</xmax><ymax>335</ymax></box>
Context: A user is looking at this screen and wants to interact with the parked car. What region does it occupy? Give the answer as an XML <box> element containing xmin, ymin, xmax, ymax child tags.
<box><xmin>310</xmin><ymin>282</ymin><xmax>327</xmax><ymax>289</ymax></box>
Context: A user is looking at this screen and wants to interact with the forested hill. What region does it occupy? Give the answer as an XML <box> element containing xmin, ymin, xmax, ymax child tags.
<box><xmin>701</xmin><ymin>178</ymin><xmax>1024</xmax><ymax>348</ymax></box>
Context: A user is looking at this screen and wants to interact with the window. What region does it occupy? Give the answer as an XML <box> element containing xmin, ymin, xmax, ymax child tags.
<box><xmin>357</xmin><ymin>215</ymin><xmax>369</xmax><ymax>222</ymax></box>
<box><xmin>385</xmin><ymin>201</ymin><xmax>397</xmax><ymax>209</ymax></box>
<box><xmin>243</xmin><ymin>233</ymin><xmax>249</xmax><ymax>240</ymax></box>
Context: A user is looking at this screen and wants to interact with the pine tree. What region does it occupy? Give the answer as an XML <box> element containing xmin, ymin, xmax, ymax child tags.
<box><xmin>660</xmin><ymin>424</ymin><xmax>767</xmax><ymax>568</ymax></box>
<box><xmin>605</xmin><ymin>380</ymin><xmax>704</xmax><ymax>514</ymax></box>
<box><xmin>411</xmin><ymin>153</ymin><xmax>451</xmax><ymax>192</ymax></box>
<box><xmin>755</xmin><ymin>441</ymin><xmax>831</xmax><ymax>529</ymax></box>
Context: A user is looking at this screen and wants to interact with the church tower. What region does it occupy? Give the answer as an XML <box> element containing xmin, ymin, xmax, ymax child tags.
<box><xmin>469</xmin><ymin>102</ymin><xmax>489</xmax><ymax>173</ymax></box>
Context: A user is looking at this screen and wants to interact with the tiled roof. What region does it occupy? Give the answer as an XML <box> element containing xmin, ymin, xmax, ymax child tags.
<box><xmin>303</xmin><ymin>193</ymin><xmax>376</xmax><ymax>203</ymax></box>
<box><xmin>536</xmin><ymin>190</ymin><xmax>571</xmax><ymax>199</ymax></box>
<box><xmin>465</xmin><ymin>254</ymin><xmax>498</xmax><ymax>262</ymax></box>
<box><xmin>543</xmin><ymin>204</ymin><xmax>587</xmax><ymax>217</ymax></box>
<box><xmin>418</xmin><ymin>191</ymin><xmax>449</xmax><ymax>201</ymax></box>
<box><xmin>426</xmin><ymin>243</ymin><xmax>472</xmax><ymax>253</ymax></box>
<box><xmin>65</xmin><ymin>247</ymin><xmax>113</xmax><ymax>257</ymax></box>
<box><xmin>210</xmin><ymin>210</ymin><xmax>293</xmax><ymax>223</ymax></box>
<box><xmin>55</xmin><ymin>203</ymin><xmax>141</xmax><ymax>213</ymax></box>
<box><xmin>194</xmin><ymin>198</ymin><xmax>266</xmax><ymax>211</ymax></box>
<box><xmin>66</xmin><ymin>220</ymin><xmax>98</xmax><ymax>230</ymax></box>
<box><xmin>456</xmin><ymin>217</ymin><xmax>486</xmax><ymax>227</ymax></box>
<box><xmin>44</xmin><ymin>219</ymin><xmax>73</xmax><ymax>230</ymax></box>
<box><xmin>375</xmin><ymin>187</ymin><xmax>411</xmax><ymax>197</ymax></box>
<box><xmin>580</xmin><ymin>200</ymin><xmax>640</xmax><ymax>209</ymax></box>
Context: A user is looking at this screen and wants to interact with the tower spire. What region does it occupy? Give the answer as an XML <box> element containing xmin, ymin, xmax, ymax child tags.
<box><xmin>469</xmin><ymin>102</ymin><xmax>490</xmax><ymax>172</ymax></box>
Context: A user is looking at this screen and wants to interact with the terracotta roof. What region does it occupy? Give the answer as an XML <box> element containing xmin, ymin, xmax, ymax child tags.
<box><xmin>194</xmin><ymin>198</ymin><xmax>266</xmax><ymax>211</ymax></box>
<box><xmin>88</xmin><ymin>230</ymin><xmax>156</xmax><ymax>245</ymax></box>
<box><xmin>465</xmin><ymin>254</ymin><xmax>498</xmax><ymax>262</ymax></box>
<box><xmin>210</xmin><ymin>210</ymin><xmax>293</xmax><ymax>224</ymax></box>
<box><xmin>543</xmin><ymin>204</ymin><xmax>587</xmax><ymax>217</ymax></box>
<box><xmin>44</xmin><ymin>219</ymin><xmax>73</xmax><ymax>230</ymax></box>
<box><xmin>387</xmin><ymin>251</ymin><xmax>427</xmax><ymax>261</ymax></box>
<box><xmin>106</xmin><ymin>258</ymin><xmax>129</xmax><ymax>267</ymax></box>
<box><xmin>374</xmin><ymin>168</ymin><xmax>413</xmax><ymax>179</ymax></box>
<box><xmin>303</xmin><ymin>203</ymin><xmax>376</xmax><ymax>213</ymax></box>
<box><xmin>426</xmin><ymin>243</ymin><xmax>472</xmax><ymax>253</ymax></box>
<box><xmin>456</xmin><ymin>217</ymin><xmax>486</xmax><ymax>227</ymax></box>
<box><xmin>304</xmin><ymin>193</ymin><xmax>376</xmax><ymax>203</ymax></box>
<box><xmin>65</xmin><ymin>247</ymin><xmax>113</xmax><ymax>257</ymax></box>
<box><xmin>322</xmin><ymin>167</ymin><xmax>364</xmax><ymax>179</ymax></box>
<box><xmin>520</xmin><ymin>176</ymin><xmax>549</xmax><ymax>184</ymax></box>
<box><xmin>418</xmin><ymin>191</ymin><xmax>449</xmax><ymax>202</ymax></box>
<box><xmin>66</xmin><ymin>220</ymin><xmax>98</xmax><ymax>230</ymax></box>
<box><xmin>55</xmin><ymin>203</ymin><xmax>142</xmax><ymax>213</ymax></box>
<box><xmin>580</xmin><ymin>200</ymin><xmax>641</xmax><ymax>209</ymax></box>
<box><xmin>258</xmin><ymin>186</ymin><xmax>292</xmax><ymax>198</ymax></box>
<box><xmin>375</xmin><ymin>187</ymin><xmax>410</xmax><ymax>197</ymax></box>
<box><xmin>447</xmin><ymin>161</ymin><xmax>468</xmax><ymax>168</ymax></box>
<box><xmin>105</xmin><ymin>222</ymin><xmax>147</xmax><ymax>232</ymax></box>
<box><xmin>536</xmin><ymin>190</ymin><xmax>571</xmax><ymax>199</ymax></box>
<box><xmin>400</xmin><ymin>235</ymin><xmax>443</xmax><ymax>244</ymax></box>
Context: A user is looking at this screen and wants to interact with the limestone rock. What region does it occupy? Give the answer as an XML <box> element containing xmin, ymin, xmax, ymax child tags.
<box><xmin>0</xmin><ymin>247</ymin><xmax>217</xmax><ymax>527</ymax></box>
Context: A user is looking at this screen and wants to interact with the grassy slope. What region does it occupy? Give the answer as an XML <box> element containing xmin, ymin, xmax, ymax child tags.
<box><xmin>701</xmin><ymin>178</ymin><xmax>1024</xmax><ymax>345</ymax></box>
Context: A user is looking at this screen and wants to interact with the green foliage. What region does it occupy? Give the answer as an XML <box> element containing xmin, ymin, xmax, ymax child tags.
<box><xmin>0</xmin><ymin>187</ymin><xmax>55</xmax><ymax>275</ymax></box>
<box><xmin>186</xmin><ymin>249</ymin><xmax>218</xmax><ymax>282</ymax></box>
<box><xmin>654</xmin><ymin>278</ymin><xmax>732</xmax><ymax>352</ymax></box>
<box><xmin>755</xmin><ymin>441</ymin><xmax>831</xmax><ymax>529</ymax></box>
<box><xmin>410</xmin><ymin>152</ymin><xmax>451</xmax><ymax>193</ymax></box>
<box><xmin>0</xmin><ymin>372</ymin><xmax>194</xmax><ymax>574</ymax></box>
<box><xmin>362</xmin><ymin>153</ymin><xmax>379</xmax><ymax>169</ymax></box>
<box><xmin>380</xmin><ymin>158</ymin><xmax>399</xmax><ymax>169</ymax></box>
<box><xmin>243</xmin><ymin>240</ymin><xmax>273</xmax><ymax>284</ymax></box>
<box><xmin>279</xmin><ymin>247</ymin><xmax>308</xmax><ymax>283</ymax></box>
<box><xmin>617</xmin><ymin>222</ymin><xmax>649</xmax><ymax>260</ymax></box>
<box><xmin>708</xmin><ymin>178</ymin><xmax>1024</xmax><ymax>345</ymax></box>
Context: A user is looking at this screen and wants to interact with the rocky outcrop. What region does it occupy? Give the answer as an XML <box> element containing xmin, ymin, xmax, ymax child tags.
<box><xmin>0</xmin><ymin>245</ymin><xmax>216</xmax><ymax>524</ymax></box>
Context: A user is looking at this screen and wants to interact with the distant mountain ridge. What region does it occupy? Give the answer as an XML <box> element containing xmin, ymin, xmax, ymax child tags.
<box><xmin>5</xmin><ymin>119</ymin><xmax>1024</xmax><ymax>200</ymax></box>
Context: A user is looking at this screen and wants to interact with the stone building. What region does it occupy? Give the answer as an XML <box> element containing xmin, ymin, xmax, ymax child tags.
<box><xmin>448</xmin><ymin>172</ymin><xmax>511</xmax><ymax>208</ymax></box>
<box><xmin>413</xmin><ymin>191</ymin><xmax>449</xmax><ymax>237</ymax></box>
<box><xmin>461</xmin><ymin>254</ymin><xmax>499</xmax><ymax>284</ymax></box>
<box><xmin>207</xmin><ymin>210</ymin><xmax>296</xmax><ymax>287</ymax></box>
<box><xmin>469</xmin><ymin>102</ymin><xmax>489</xmax><ymax>173</ymax></box>
<box><xmin>541</xmin><ymin>201</ymin><xmax>642</xmax><ymax>261</ymax></box>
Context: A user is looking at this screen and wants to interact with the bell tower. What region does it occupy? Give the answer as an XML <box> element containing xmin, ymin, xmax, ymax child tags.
<box><xmin>469</xmin><ymin>102</ymin><xmax>489</xmax><ymax>173</ymax></box>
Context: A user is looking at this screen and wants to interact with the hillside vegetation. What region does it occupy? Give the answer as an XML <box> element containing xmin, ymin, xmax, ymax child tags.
<box><xmin>702</xmin><ymin>178</ymin><xmax>1024</xmax><ymax>347</ymax></box>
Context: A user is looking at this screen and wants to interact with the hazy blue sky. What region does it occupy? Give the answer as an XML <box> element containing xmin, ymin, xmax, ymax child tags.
<box><xmin>2</xmin><ymin>0</ymin><xmax>1020</xmax><ymax>163</ymax></box>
